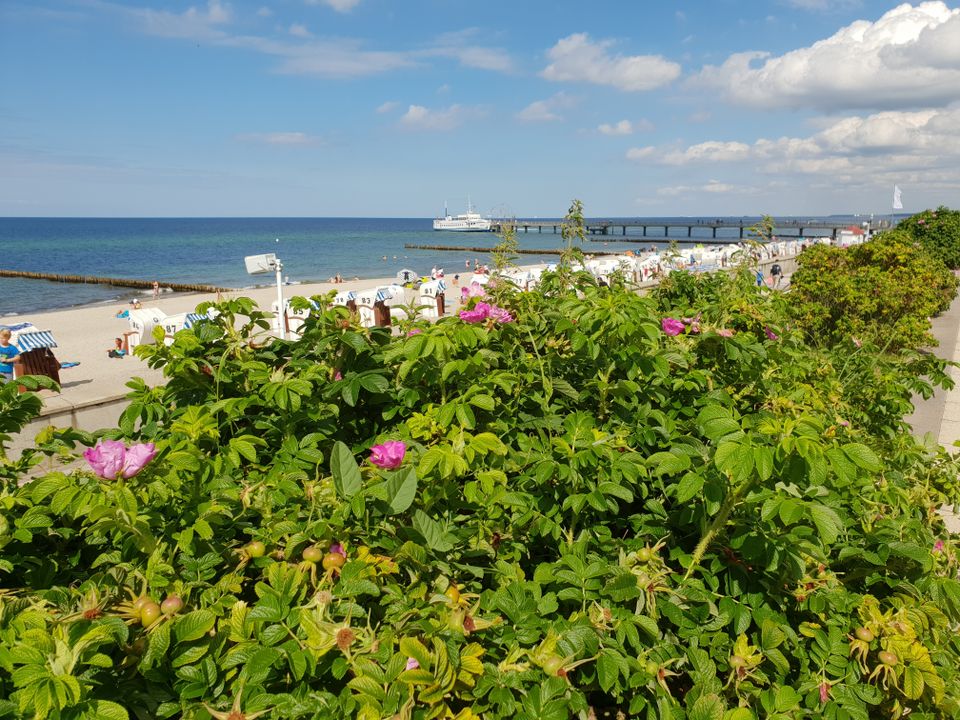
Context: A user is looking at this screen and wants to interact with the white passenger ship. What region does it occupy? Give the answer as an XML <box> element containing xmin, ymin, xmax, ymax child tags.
<box><xmin>432</xmin><ymin>200</ymin><xmax>492</xmax><ymax>232</ymax></box>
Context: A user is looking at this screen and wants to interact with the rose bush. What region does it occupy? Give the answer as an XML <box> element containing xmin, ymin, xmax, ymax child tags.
<box><xmin>789</xmin><ymin>233</ymin><xmax>958</xmax><ymax>351</ymax></box>
<box><xmin>0</xmin><ymin>247</ymin><xmax>959</xmax><ymax>719</ymax></box>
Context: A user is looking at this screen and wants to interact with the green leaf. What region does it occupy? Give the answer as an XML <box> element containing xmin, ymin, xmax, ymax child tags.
<box><xmin>385</xmin><ymin>467</ymin><xmax>418</xmax><ymax>515</ymax></box>
<box><xmin>141</xmin><ymin>620</ymin><xmax>171</xmax><ymax>670</ymax></box>
<box><xmin>412</xmin><ymin>510</ymin><xmax>453</xmax><ymax>552</ymax></box>
<box><xmin>596</xmin><ymin>651</ymin><xmax>620</xmax><ymax>693</ymax></box>
<box><xmin>902</xmin><ymin>665</ymin><xmax>924</xmax><ymax>700</ymax></box>
<box><xmin>809</xmin><ymin>504</ymin><xmax>843</xmax><ymax>545</ymax></box>
<box><xmin>753</xmin><ymin>447</ymin><xmax>773</xmax><ymax>481</ymax></box>
<box><xmin>331</xmin><ymin>441</ymin><xmax>363</xmax><ymax>500</ymax></box>
<box><xmin>469</xmin><ymin>394</ymin><xmax>496</xmax><ymax>411</ymax></box>
<box><xmin>90</xmin><ymin>701</ymin><xmax>129</xmax><ymax>720</ymax></box>
<box><xmin>688</xmin><ymin>693</ymin><xmax>725</xmax><ymax>720</ymax></box>
<box><xmin>174</xmin><ymin>609</ymin><xmax>216</xmax><ymax>643</ymax></box>
<box><xmin>841</xmin><ymin>443</ymin><xmax>881</xmax><ymax>472</ymax></box>
<box><xmin>675</xmin><ymin>472</ymin><xmax>705</xmax><ymax>503</ymax></box>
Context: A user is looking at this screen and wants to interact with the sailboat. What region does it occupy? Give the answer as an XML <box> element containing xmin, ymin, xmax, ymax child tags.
<box><xmin>433</xmin><ymin>197</ymin><xmax>492</xmax><ymax>232</ymax></box>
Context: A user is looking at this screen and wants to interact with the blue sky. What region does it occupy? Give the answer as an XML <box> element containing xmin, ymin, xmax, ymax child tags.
<box><xmin>2</xmin><ymin>0</ymin><xmax>959</xmax><ymax>217</ymax></box>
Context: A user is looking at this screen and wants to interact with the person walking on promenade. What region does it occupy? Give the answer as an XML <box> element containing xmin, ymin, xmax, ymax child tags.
<box><xmin>0</xmin><ymin>328</ymin><xmax>21</xmax><ymax>383</ymax></box>
<box><xmin>770</xmin><ymin>262</ymin><xmax>783</xmax><ymax>288</ymax></box>
<box><xmin>755</xmin><ymin>268</ymin><xmax>764</xmax><ymax>287</ymax></box>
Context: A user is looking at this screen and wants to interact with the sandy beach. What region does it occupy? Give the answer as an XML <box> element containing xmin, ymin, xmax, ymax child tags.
<box><xmin>6</xmin><ymin>274</ymin><xmax>412</xmax><ymax>409</ymax></box>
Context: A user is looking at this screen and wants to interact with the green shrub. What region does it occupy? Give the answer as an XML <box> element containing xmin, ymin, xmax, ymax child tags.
<box><xmin>895</xmin><ymin>206</ymin><xmax>960</xmax><ymax>269</ymax></box>
<box><xmin>1</xmin><ymin>267</ymin><xmax>958</xmax><ymax>720</ymax></box>
<box><xmin>789</xmin><ymin>234</ymin><xmax>958</xmax><ymax>351</ymax></box>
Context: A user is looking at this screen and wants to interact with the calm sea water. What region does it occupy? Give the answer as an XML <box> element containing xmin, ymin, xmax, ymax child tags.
<box><xmin>0</xmin><ymin>216</ymin><xmax>866</xmax><ymax>315</ymax></box>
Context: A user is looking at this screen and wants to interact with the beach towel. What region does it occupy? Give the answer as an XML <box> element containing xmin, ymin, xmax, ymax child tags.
<box><xmin>60</xmin><ymin>362</ymin><xmax>81</xmax><ymax>368</ymax></box>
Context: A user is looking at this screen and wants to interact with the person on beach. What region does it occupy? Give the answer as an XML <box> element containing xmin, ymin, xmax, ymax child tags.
<box><xmin>152</xmin><ymin>280</ymin><xmax>160</xmax><ymax>300</ymax></box>
<box><xmin>107</xmin><ymin>338</ymin><xmax>126</xmax><ymax>359</ymax></box>
<box><xmin>0</xmin><ymin>328</ymin><xmax>21</xmax><ymax>382</ymax></box>
<box><xmin>755</xmin><ymin>269</ymin><xmax>764</xmax><ymax>287</ymax></box>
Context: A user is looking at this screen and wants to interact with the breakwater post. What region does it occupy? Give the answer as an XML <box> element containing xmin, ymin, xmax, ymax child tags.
<box><xmin>0</xmin><ymin>269</ymin><xmax>230</xmax><ymax>294</ymax></box>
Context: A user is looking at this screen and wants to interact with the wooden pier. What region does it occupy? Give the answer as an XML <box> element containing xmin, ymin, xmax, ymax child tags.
<box><xmin>403</xmin><ymin>244</ymin><xmax>625</xmax><ymax>256</ymax></box>
<box><xmin>489</xmin><ymin>218</ymin><xmax>889</xmax><ymax>241</ymax></box>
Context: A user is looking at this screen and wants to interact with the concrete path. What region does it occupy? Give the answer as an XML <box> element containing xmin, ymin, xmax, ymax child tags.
<box><xmin>907</xmin><ymin>286</ymin><xmax>960</xmax><ymax>533</ymax></box>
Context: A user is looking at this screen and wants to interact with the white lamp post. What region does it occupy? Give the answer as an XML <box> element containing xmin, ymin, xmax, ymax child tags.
<box><xmin>244</xmin><ymin>251</ymin><xmax>287</xmax><ymax>340</ymax></box>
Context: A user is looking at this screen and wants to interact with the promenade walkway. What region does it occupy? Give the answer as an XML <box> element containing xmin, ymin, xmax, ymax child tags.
<box><xmin>907</xmin><ymin>285</ymin><xmax>960</xmax><ymax>532</ymax></box>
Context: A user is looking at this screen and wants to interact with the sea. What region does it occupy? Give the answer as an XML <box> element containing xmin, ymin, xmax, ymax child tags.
<box><xmin>0</xmin><ymin>216</ymin><xmax>875</xmax><ymax>316</ymax></box>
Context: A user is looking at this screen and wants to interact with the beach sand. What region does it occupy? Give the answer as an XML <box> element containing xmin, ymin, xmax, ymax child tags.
<box><xmin>6</xmin><ymin>275</ymin><xmax>421</xmax><ymax>409</ymax></box>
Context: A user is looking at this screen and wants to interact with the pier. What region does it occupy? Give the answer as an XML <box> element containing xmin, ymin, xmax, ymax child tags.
<box><xmin>404</xmin><ymin>244</ymin><xmax>625</xmax><ymax>256</ymax></box>
<box><xmin>489</xmin><ymin>218</ymin><xmax>889</xmax><ymax>241</ymax></box>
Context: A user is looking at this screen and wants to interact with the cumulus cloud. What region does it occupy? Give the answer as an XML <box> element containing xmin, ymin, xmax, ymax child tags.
<box><xmin>628</xmin><ymin>105</ymin><xmax>960</xmax><ymax>190</ymax></box>
<box><xmin>598</xmin><ymin>119</ymin><xmax>653</xmax><ymax>136</ymax></box>
<box><xmin>542</xmin><ymin>33</ymin><xmax>681</xmax><ymax>92</ymax></box>
<box><xmin>376</xmin><ymin>101</ymin><xmax>398</xmax><ymax>114</ymax></box>
<box><xmin>692</xmin><ymin>2</ymin><xmax>960</xmax><ymax>111</ymax></box>
<box><xmin>517</xmin><ymin>92</ymin><xmax>577</xmax><ymax>122</ymax></box>
<box><xmin>235</xmin><ymin>132</ymin><xmax>323</xmax><ymax>146</ymax></box>
<box><xmin>399</xmin><ymin>104</ymin><xmax>476</xmax><ymax>131</ymax></box>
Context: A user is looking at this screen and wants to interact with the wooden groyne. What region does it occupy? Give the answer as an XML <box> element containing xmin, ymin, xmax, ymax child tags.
<box><xmin>404</xmin><ymin>244</ymin><xmax>623</xmax><ymax>256</ymax></box>
<box><xmin>0</xmin><ymin>269</ymin><xmax>230</xmax><ymax>294</ymax></box>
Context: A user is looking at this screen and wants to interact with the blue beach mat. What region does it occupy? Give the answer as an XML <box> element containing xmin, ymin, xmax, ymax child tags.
<box><xmin>60</xmin><ymin>362</ymin><xmax>80</xmax><ymax>369</ymax></box>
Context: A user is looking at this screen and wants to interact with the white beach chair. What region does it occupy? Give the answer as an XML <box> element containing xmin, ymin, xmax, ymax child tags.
<box><xmin>128</xmin><ymin>307</ymin><xmax>167</xmax><ymax>347</ymax></box>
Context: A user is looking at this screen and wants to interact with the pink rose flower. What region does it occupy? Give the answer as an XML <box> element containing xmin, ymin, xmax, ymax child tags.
<box><xmin>716</xmin><ymin>328</ymin><xmax>735</xmax><ymax>338</ymax></box>
<box><xmin>488</xmin><ymin>305</ymin><xmax>514</xmax><ymax>324</ymax></box>
<box><xmin>764</xmin><ymin>326</ymin><xmax>779</xmax><ymax>341</ymax></box>
<box><xmin>459</xmin><ymin>302</ymin><xmax>491</xmax><ymax>323</ymax></box>
<box><xmin>661</xmin><ymin>317</ymin><xmax>685</xmax><ymax>336</ymax></box>
<box><xmin>370</xmin><ymin>440</ymin><xmax>406</xmax><ymax>469</ymax></box>
<box><xmin>461</xmin><ymin>283</ymin><xmax>486</xmax><ymax>299</ymax></box>
<box><xmin>933</xmin><ymin>540</ymin><xmax>945</xmax><ymax>554</ymax></box>
<box><xmin>329</xmin><ymin>542</ymin><xmax>346</xmax><ymax>557</ymax></box>
<box><xmin>122</xmin><ymin>442</ymin><xmax>157</xmax><ymax>479</ymax></box>
<box><xmin>334</xmin><ymin>370</ymin><xmax>343</xmax><ymax>381</ymax></box>
<box><xmin>84</xmin><ymin>440</ymin><xmax>155</xmax><ymax>480</ymax></box>
<box><xmin>406</xmin><ymin>657</ymin><xmax>420</xmax><ymax>670</ymax></box>
<box><xmin>407</xmin><ymin>328</ymin><xmax>423</xmax><ymax>336</ymax></box>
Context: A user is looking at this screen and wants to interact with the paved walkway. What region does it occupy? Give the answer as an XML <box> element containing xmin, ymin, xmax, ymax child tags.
<box><xmin>907</xmin><ymin>286</ymin><xmax>960</xmax><ymax>533</ymax></box>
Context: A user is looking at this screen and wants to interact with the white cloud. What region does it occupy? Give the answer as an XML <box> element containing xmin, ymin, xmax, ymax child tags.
<box><xmin>376</xmin><ymin>101</ymin><xmax>398</xmax><ymax>114</ymax></box>
<box><xmin>424</xmin><ymin>30</ymin><xmax>513</xmax><ymax>72</ymax></box>
<box><xmin>598</xmin><ymin>119</ymin><xmax>653</xmax><ymax>136</ymax></box>
<box><xmin>662</xmin><ymin>141</ymin><xmax>753</xmax><ymax>165</ymax></box>
<box><xmin>784</xmin><ymin>0</ymin><xmax>862</xmax><ymax>10</ymax></box>
<box><xmin>103</xmin><ymin>4</ymin><xmax>511</xmax><ymax>79</ymax></box>
<box><xmin>128</xmin><ymin>0</ymin><xmax>232</xmax><ymax>40</ymax></box>
<box><xmin>399</xmin><ymin>104</ymin><xmax>475</xmax><ymax>131</ymax></box>
<box><xmin>306</xmin><ymin>0</ymin><xmax>363</xmax><ymax>13</ymax></box>
<box><xmin>692</xmin><ymin>2</ymin><xmax>960</xmax><ymax>110</ymax></box>
<box><xmin>542</xmin><ymin>33</ymin><xmax>681</xmax><ymax>92</ymax></box>
<box><xmin>289</xmin><ymin>23</ymin><xmax>311</xmax><ymax>38</ymax></box>
<box><xmin>625</xmin><ymin>146</ymin><xmax>656</xmax><ymax>161</ymax></box>
<box><xmin>517</xmin><ymin>92</ymin><xmax>577</xmax><ymax>122</ymax></box>
<box><xmin>256</xmin><ymin>7</ymin><xmax>272</xmax><ymax>17</ymax></box>
<box><xmin>658</xmin><ymin>180</ymin><xmax>739</xmax><ymax>196</ymax></box>
<box><xmin>627</xmin><ymin>105</ymin><xmax>960</xmax><ymax>192</ymax></box>
<box><xmin>235</xmin><ymin>132</ymin><xmax>323</xmax><ymax>146</ymax></box>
